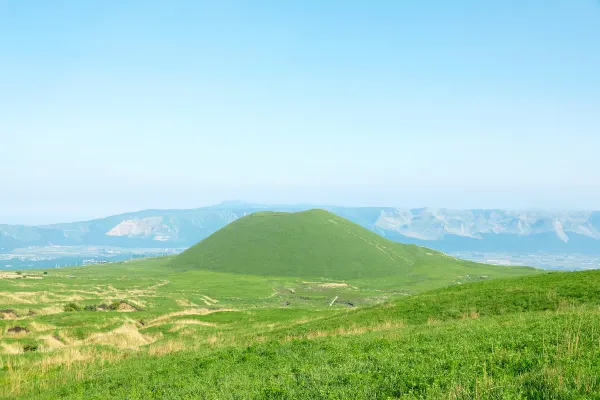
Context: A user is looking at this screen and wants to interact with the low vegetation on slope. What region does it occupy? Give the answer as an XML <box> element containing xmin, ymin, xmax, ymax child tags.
<box><xmin>18</xmin><ymin>269</ymin><xmax>600</xmax><ymax>399</ymax></box>
<box><xmin>172</xmin><ymin>209</ymin><xmax>536</xmax><ymax>281</ymax></box>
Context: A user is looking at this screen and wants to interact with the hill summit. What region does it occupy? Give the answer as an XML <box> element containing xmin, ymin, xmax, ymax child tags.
<box><xmin>172</xmin><ymin>209</ymin><xmax>528</xmax><ymax>280</ymax></box>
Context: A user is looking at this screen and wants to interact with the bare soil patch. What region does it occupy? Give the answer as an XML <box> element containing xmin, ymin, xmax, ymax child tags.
<box><xmin>0</xmin><ymin>309</ymin><xmax>18</xmax><ymax>319</ymax></box>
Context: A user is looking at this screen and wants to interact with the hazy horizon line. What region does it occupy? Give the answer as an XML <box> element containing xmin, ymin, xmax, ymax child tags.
<box><xmin>2</xmin><ymin>200</ymin><xmax>599</xmax><ymax>227</ymax></box>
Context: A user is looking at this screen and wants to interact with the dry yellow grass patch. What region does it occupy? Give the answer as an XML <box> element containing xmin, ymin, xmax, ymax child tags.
<box><xmin>39</xmin><ymin>335</ymin><xmax>65</xmax><ymax>352</ymax></box>
<box><xmin>203</xmin><ymin>295</ymin><xmax>218</xmax><ymax>303</ymax></box>
<box><xmin>148</xmin><ymin>340</ymin><xmax>186</xmax><ymax>356</ymax></box>
<box><xmin>59</xmin><ymin>289</ymin><xmax>103</xmax><ymax>296</ymax></box>
<box><xmin>126</xmin><ymin>298</ymin><xmax>147</xmax><ymax>308</ymax></box>
<box><xmin>285</xmin><ymin>321</ymin><xmax>405</xmax><ymax>342</ymax></box>
<box><xmin>147</xmin><ymin>308</ymin><xmax>236</xmax><ymax>328</ymax></box>
<box><xmin>174</xmin><ymin>319</ymin><xmax>217</xmax><ymax>327</ymax></box>
<box><xmin>56</xmin><ymin>332</ymin><xmax>82</xmax><ymax>346</ymax></box>
<box><xmin>0</xmin><ymin>272</ymin><xmax>23</xmax><ymax>279</ymax></box>
<box><xmin>0</xmin><ymin>343</ymin><xmax>23</xmax><ymax>354</ymax></box>
<box><xmin>460</xmin><ymin>310</ymin><xmax>480</xmax><ymax>320</ymax></box>
<box><xmin>37</xmin><ymin>306</ymin><xmax>63</xmax><ymax>316</ymax></box>
<box><xmin>253</xmin><ymin>335</ymin><xmax>267</xmax><ymax>343</ymax></box>
<box><xmin>58</xmin><ymin>294</ymin><xmax>86</xmax><ymax>302</ymax></box>
<box><xmin>86</xmin><ymin>324</ymin><xmax>156</xmax><ymax>349</ymax></box>
<box><xmin>196</xmin><ymin>297</ymin><xmax>213</xmax><ymax>306</ymax></box>
<box><xmin>149</xmin><ymin>280</ymin><xmax>170</xmax><ymax>289</ymax></box>
<box><xmin>116</xmin><ymin>302</ymin><xmax>136</xmax><ymax>312</ymax></box>
<box><xmin>175</xmin><ymin>327</ymin><xmax>198</xmax><ymax>336</ymax></box>
<box><xmin>320</xmin><ymin>283</ymin><xmax>348</xmax><ymax>288</ymax></box>
<box><xmin>0</xmin><ymin>292</ymin><xmax>37</xmax><ymax>304</ymax></box>
<box><xmin>303</xmin><ymin>281</ymin><xmax>346</xmax><ymax>287</ymax></box>
<box><xmin>36</xmin><ymin>347</ymin><xmax>134</xmax><ymax>374</ymax></box>
<box><xmin>51</xmin><ymin>283</ymin><xmax>68</xmax><ymax>288</ymax></box>
<box><xmin>207</xmin><ymin>335</ymin><xmax>220</xmax><ymax>345</ymax></box>
<box><xmin>176</xmin><ymin>298</ymin><xmax>199</xmax><ymax>307</ymax></box>
<box><xmin>26</xmin><ymin>322</ymin><xmax>55</xmax><ymax>333</ymax></box>
<box><xmin>122</xmin><ymin>288</ymin><xmax>153</xmax><ymax>297</ymax></box>
<box><xmin>34</xmin><ymin>292</ymin><xmax>87</xmax><ymax>304</ymax></box>
<box><xmin>0</xmin><ymin>311</ymin><xmax>18</xmax><ymax>319</ymax></box>
<box><xmin>36</xmin><ymin>348</ymin><xmax>95</xmax><ymax>372</ymax></box>
<box><xmin>36</xmin><ymin>294</ymin><xmax>56</xmax><ymax>303</ymax></box>
<box><xmin>167</xmin><ymin>319</ymin><xmax>218</xmax><ymax>333</ymax></box>
<box><xmin>302</xmin><ymin>281</ymin><xmax>358</xmax><ymax>289</ymax></box>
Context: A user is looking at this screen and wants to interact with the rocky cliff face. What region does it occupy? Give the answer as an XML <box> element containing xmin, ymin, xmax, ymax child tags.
<box><xmin>369</xmin><ymin>209</ymin><xmax>600</xmax><ymax>242</ymax></box>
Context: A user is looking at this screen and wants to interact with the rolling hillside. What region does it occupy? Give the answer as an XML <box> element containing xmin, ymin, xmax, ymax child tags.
<box><xmin>172</xmin><ymin>209</ymin><xmax>537</xmax><ymax>282</ymax></box>
<box><xmin>18</xmin><ymin>268</ymin><xmax>600</xmax><ymax>399</ymax></box>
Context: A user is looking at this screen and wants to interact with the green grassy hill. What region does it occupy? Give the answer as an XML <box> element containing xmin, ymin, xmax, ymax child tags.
<box><xmin>172</xmin><ymin>209</ymin><xmax>536</xmax><ymax>281</ymax></box>
<box><xmin>21</xmin><ymin>268</ymin><xmax>600</xmax><ymax>399</ymax></box>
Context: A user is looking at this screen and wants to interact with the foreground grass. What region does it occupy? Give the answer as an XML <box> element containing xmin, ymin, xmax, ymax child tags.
<box><xmin>1</xmin><ymin>263</ymin><xmax>599</xmax><ymax>399</ymax></box>
<box><xmin>31</xmin><ymin>308</ymin><xmax>600</xmax><ymax>399</ymax></box>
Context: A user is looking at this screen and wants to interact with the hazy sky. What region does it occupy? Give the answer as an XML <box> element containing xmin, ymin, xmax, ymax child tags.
<box><xmin>2</xmin><ymin>1</ymin><xmax>600</xmax><ymax>224</ymax></box>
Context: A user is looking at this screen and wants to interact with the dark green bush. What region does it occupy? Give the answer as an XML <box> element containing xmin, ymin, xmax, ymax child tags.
<box><xmin>63</xmin><ymin>302</ymin><xmax>82</xmax><ymax>312</ymax></box>
<box><xmin>23</xmin><ymin>343</ymin><xmax>38</xmax><ymax>352</ymax></box>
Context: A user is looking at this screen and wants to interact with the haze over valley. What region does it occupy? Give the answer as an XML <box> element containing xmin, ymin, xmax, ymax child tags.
<box><xmin>2</xmin><ymin>201</ymin><xmax>600</xmax><ymax>271</ymax></box>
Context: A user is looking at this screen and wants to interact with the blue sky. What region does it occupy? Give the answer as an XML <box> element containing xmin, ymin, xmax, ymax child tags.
<box><xmin>2</xmin><ymin>1</ymin><xmax>600</xmax><ymax>224</ymax></box>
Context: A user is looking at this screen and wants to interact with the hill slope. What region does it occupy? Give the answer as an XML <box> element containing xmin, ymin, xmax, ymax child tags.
<box><xmin>171</xmin><ymin>209</ymin><xmax>536</xmax><ymax>280</ymax></box>
<box><xmin>289</xmin><ymin>268</ymin><xmax>600</xmax><ymax>333</ymax></box>
<box><xmin>27</xmin><ymin>269</ymin><xmax>600</xmax><ymax>400</ymax></box>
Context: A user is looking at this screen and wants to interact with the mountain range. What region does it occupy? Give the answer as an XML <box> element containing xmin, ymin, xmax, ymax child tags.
<box><xmin>2</xmin><ymin>201</ymin><xmax>600</xmax><ymax>254</ymax></box>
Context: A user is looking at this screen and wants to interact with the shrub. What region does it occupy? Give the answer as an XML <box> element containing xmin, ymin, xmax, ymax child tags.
<box><xmin>109</xmin><ymin>301</ymin><xmax>122</xmax><ymax>310</ymax></box>
<box><xmin>8</xmin><ymin>326</ymin><xmax>28</xmax><ymax>334</ymax></box>
<box><xmin>84</xmin><ymin>304</ymin><xmax>97</xmax><ymax>311</ymax></box>
<box><xmin>23</xmin><ymin>344</ymin><xmax>38</xmax><ymax>352</ymax></box>
<box><xmin>63</xmin><ymin>303</ymin><xmax>82</xmax><ymax>312</ymax></box>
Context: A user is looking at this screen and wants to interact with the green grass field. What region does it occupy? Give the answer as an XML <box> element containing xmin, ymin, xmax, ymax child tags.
<box><xmin>2</xmin><ymin>210</ymin><xmax>595</xmax><ymax>399</ymax></box>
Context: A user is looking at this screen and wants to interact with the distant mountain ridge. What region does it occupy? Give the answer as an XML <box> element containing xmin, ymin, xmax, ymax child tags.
<box><xmin>2</xmin><ymin>201</ymin><xmax>600</xmax><ymax>254</ymax></box>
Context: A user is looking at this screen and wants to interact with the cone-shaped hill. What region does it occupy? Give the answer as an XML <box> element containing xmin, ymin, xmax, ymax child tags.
<box><xmin>171</xmin><ymin>209</ymin><xmax>537</xmax><ymax>280</ymax></box>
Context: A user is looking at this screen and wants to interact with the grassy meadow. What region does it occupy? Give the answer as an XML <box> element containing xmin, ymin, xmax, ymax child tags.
<box><xmin>0</xmin><ymin>256</ymin><xmax>543</xmax><ymax>399</ymax></box>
